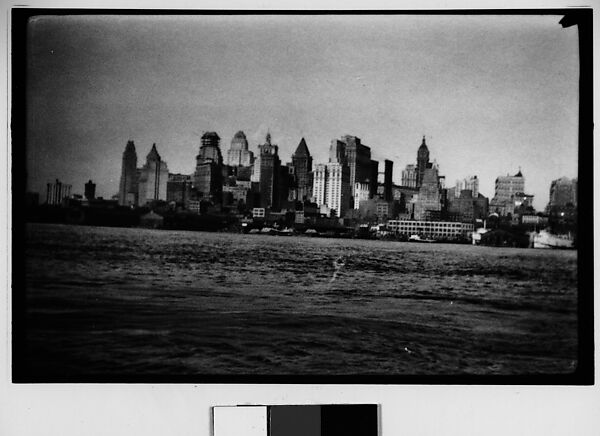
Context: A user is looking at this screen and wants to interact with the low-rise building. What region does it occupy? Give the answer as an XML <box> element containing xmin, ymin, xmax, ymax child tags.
<box><xmin>387</xmin><ymin>219</ymin><xmax>473</xmax><ymax>239</ymax></box>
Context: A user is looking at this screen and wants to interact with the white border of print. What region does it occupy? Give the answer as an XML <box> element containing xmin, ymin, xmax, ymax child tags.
<box><xmin>1</xmin><ymin>1</ymin><xmax>598</xmax><ymax>435</ymax></box>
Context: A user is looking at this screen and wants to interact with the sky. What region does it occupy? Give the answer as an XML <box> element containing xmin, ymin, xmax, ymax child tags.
<box><xmin>25</xmin><ymin>14</ymin><xmax>579</xmax><ymax>210</ymax></box>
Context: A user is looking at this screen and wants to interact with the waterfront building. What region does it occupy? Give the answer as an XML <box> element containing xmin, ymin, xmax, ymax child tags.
<box><xmin>416</xmin><ymin>136</ymin><xmax>431</xmax><ymax>188</ymax></box>
<box><xmin>446</xmin><ymin>174</ymin><xmax>488</xmax><ymax>223</ymax></box>
<box><xmin>223</xmin><ymin>184</ymin><xmax>252</xmax><ymax>206</ymax></box>
<box><xmin>118</xmin><ymin>140</ymin><xmax>138</xmax><ymax>206</ymax></box>
<box><xmin>401</xmin><ymin>164</ymin><xmax>417</xmax><ymax>188</ymax></box>
<box><xmin>291</xmin><ymin>138</ymin><xmax>313</xmax><ymax>201</ymax></box>
<box><xmin>194</xmin><ymin>132</ymin><xmax>224</xmax><ymax>202</ymax></box>
<box><xmin>547</xmin><ymin>177</ymin><xmax>577</xmax><ymax>209</ymax></box>
<box><xmin>46</xmin><ymin>179</ymin><xmax>72</xmax><ymax>205</ymax></box>
<box><xmin>490</xmin><ymin>169</ymin><xmax>526</xmax><ymax>216</ymax></box>
<box><xmin>387</xmin><ymin>219</ymin><xmax>474</xmax><ymax>239</ymax></box>
<box><xmin>138</xmin><ymin>144</ymin><xmax>169</xmax><ymax>205</ymax></box>
<box><xmin>84</xmin><ymin>180</ymin><xmax>96</xmax><ymax>200</ymax></box>
<box><xmin>166</xmin><ymin>173</ymin><xmax>193</xmax><ymax>206</ymax></box>
<box><xmin>413</xmin><ymin>167</ymin><xmax>442</xmax><ymax>220</ymax></box>
<box><xmin>188</xmin><ymin>200</ymin><xmax>200</xmax><ymax>213</ymax></box>
<box><xmin>447</xmin><ymin>189</ymin><xmax>475</xmax><ymax>223</ymax></box>
<box><xmin>226</xmin><ymin>131</ymin><xmax>254</xmax><ymax>167</ymax></box>
<box><xmin>257</xmin><ymin>133</ymin><xmax>281</xmax><ymax>209</ymax></box>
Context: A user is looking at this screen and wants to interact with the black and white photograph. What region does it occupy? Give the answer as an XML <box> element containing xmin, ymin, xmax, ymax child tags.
<box><xmin>11</xmin><ymin>9</ymin><xmax>592</xmax><ymax>384</ymax></box>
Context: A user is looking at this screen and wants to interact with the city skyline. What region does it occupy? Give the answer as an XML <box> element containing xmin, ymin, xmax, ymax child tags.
<box><xmin>26</xmin><ymin>14</ymin><xmax>579</xmax><ymax>210</ymax></box>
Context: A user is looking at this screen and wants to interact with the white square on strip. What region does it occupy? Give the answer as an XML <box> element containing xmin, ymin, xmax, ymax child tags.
<box><xmin>213</xmin><ymin>406</ymin><xmax>268</xmax><ymax>436</ymax></box>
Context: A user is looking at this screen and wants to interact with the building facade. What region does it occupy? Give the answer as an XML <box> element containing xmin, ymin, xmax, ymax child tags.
<box><xmin>118</xmin><ymin>140</ymin><xmax>138</xmax><ymax>206</ymax></box>
<box><xmin>490</xmin><ymin>169</ymin><xmax>526</xmax><ymax>216</ymax></box>
<box><xmin>354</xmin><ymin>182</ymin><xmax>370</xmax><ymax>209</ymax></box>
<box><xmin>413</xmin><ymin>167</ymin><xmax>441</xmax><ymax>220</ymax></box>
<box><xmin>257</xmin><ymin>133</ymin><xmax>281</xmax><ymax>209</ymax></box>
<box><xmin>138</xmin><ymin>143</ymin><xmax>169</xmax><ymax>205</ymax></box>
<box><xmin>194</xmin><ymin>132</ymin><xmax>224</xmax><ymax>202</ymax></box>
<box><xmin>384</xmin><ymin>159</ymin><xmax>393</xmax><ymax>201</ymax></box>
<box><xmin>455</xmin><ymin>175</ymin><xmax>479</xmax><ymax>198</ymax></box>
<box><xmin>291</xmin><ymin>137</ymin><xmax>313</xmax><ymax>201</ymax></box>
<box><xmin>416</xmin><ymin>136</ymin><xmax>431</xmax><ymax>188</ymax></box>
<box><xmin>547</xmin><ymin>177</ymin><xmax>577</xmax><ymax>209</ymax></box>
<box><xmin>84</xmin><ymin>180</ymin><xmax>96</xmax><ymax>200</ymax></box>
<box><xmin>46</xmin><ymin>179</ymin><xmax>72</xmax><ymax>205</ymax></box>
<box><xmin>387</xmin><ymin>219</ymin><xmax>473</xmax><ymax>239</ymax></box>
<box><xmin>166</xmin><ymin>173</ymin><xmax>193</xmax><ymax>206</ymax></box>
<box><xmin>340</xmin><ymin>135</ymin><xmax>373</xmax><ymax>198</ymax></box>
<box><xmin>401</xmin><ymin>164</ymin><xmax>417</xmax><ymax>188</ymax></box>
<box><xmin>325</xmin><ymin>140</ymin><xmax>351</xmax><ymax>217</ymax></box>
<box><xmin>226</xmin><ymin>131</ymin><xmax>254</xmax><ymax>167</ymax></box>
<box><xmin>312</xmin><ymin>163</ymin><xmax>327</xmax><ymax>207</ymax></box>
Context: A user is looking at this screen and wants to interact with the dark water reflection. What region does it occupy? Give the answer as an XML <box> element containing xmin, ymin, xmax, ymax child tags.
<box><xmin>22</xmin><ymin>223</ymin><xmax>578</xmax><ymax>376</ymax></box>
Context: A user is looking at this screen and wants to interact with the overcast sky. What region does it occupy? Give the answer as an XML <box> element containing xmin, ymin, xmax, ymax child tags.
<box><xmin>26</xmin><ymin>14</ymin><xmax>579</xmax><ymax>209</ymax></box>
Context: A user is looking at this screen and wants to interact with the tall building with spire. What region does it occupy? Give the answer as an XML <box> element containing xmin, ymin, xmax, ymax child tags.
<box><xmin>226</xmin><ymin>131</ymin><xmax>254</xmax><ymax>167</ymax></box>
<box><xmin>413</xmin><ymin>166</ymin><xmax>442</xmax><ymax>220</ymax></box>
<box><xmin>118</xmin><ymin>140</ymin><xmax>138</xmax><ymax>206</ymax></box>
<box><xmin>416</xmin><ymin>136</ymin><xmax>431</xmax><ymax>188</ymax></box>
<box><xmin>257</xmin><ymin>132</ymin><xmax>281</xmax><ymax>209</ymax></box>
<box><xmin>194</xmin><ymin>132</ymin><xmax>224</xmax><ymax>202</ymax></box>
<box><xmin>138</xmin><ymin>143</ymin><xmax>169</xmax><ymax>205</ymax></box>
<box><xmin>291</xmin><ymin>137</ymin><xmax>313</xmax><ymax>201</ymax></box>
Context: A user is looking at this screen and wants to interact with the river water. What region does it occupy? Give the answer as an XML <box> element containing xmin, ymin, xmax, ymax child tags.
<box><xmin>21</xmin><ymin>223</ymin><xmax>578</xmax><ymax>377</ymax></box>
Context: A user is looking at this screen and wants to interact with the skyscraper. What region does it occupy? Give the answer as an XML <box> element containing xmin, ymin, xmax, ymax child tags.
<box><xmin>416</xmin><ymin>136</ymin><xmax>431</xmax><ymax>188</ymax></box>
<box><xmin>490</xmin><ymin>169</ymin><xmax>525</xmax><ymax>216</ymax></box>
<box><xmin>84</xmin><ymin>180</ymin><xmax>96</xmax><ymax>200</ymax></box>
<box><xmin>46</xmin><ymin>179</ymin><xmax>71</xmax><ymax>205</ymax></box>
<box><xmin>257</xmin><ymin>133</ymin><xmax>281</xmax><ymax>209</ymax></box>
<box><xmin>401</xmin><ymin>164</ymin><xmax>417</xmax><ymax>188</ymax></box>
<box><xmin>194</xmin><ymin>132</ymin><xmax>224</xmax><ymax>202</ymax></box>
<box><xmin>291</xmin><ymin>137</ymin><xmax>313</xmax><ymax>201</ymax></box>
<box><xmin>384</xmin><ymin>160</ymin><xmax>393</xmax><ymax>202</ymax></box>
<box><xmin>548</xmin><ymin>177</ymin><xmax>577</xmax><ymax>209</ymax></box>
<box><xmin>340</xmin><ymin>135</ymin><xmax>372</xmax><ymax>199</ymax></box>
<box><xmin>369</xmin><ymin>160</ymin><xmax>379</xmax><ymax>199</ymax></box>
<box><xmin>325</xmin><ymin>139</ymin><xmax>351</xmax><ymax>218</ymax></box>
<box><xmin>455</xmin><ymin>176</ymin><xmax>479</xmax><ymax>198</ymax></box>
<box><xmin>226</xmin><ymin>131</ymin><xmax>254</xmax><ymax>167</ymax></box>
<box><xmin>312</xmin><ymin>163</ymin><xmax>327</xmax><ymax>207</ymax></box>
<box><xmin>118</xmin><ymin>140</ymin><xmax>138</xmax><ymax>206</ymax></box>
<box><xmin>138</xmin><ymin>143</ymin><xmax>169</xmax><ymax>205</ymax></box>
<box><xmin>413</xmin><ymin>167</ymin><xmax>441</xmax><ymax>220</ymax></box>
<box><xmin>166</xmin><ymin>173</ymin><xmax>193</xmax><ymax>206</ymax></box>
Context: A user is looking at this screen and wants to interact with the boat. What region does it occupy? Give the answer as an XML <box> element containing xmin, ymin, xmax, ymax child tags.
<box><xmin>408</xmin><ymin>234</ymin><xmax>435</xmax><ymax>243</ymax></box>
<box><xmin>533</xmin><ymin>230</ymin><xmax>574</xmax><ymax>249</ymax></box>
<box><xmin>275</xmin><ymin>228</ymin><xmax>294</xmax><ymax>236</ymax></box>
<box><xmin>471</xmin><ymin>228</ymin><xmax>490</xmax><ymax>245</ymax></box>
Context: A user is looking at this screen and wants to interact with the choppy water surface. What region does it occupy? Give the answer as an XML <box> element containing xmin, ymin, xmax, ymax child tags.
<box><xmin>22</xmin><ymin>223</ymin><xmax>578</xmax><ymax>376</ymax></box>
